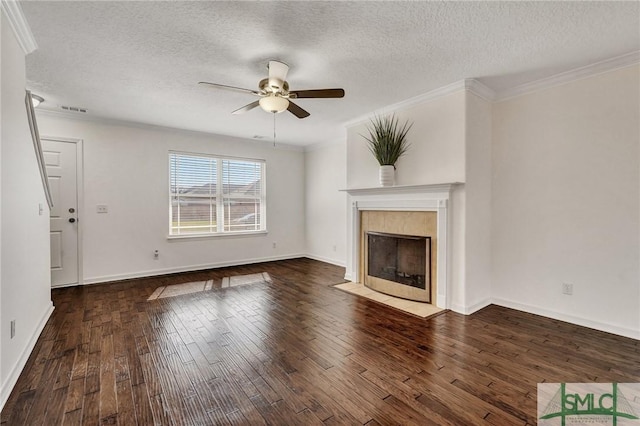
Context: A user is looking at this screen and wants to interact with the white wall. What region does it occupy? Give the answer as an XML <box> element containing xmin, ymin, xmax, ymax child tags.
<box><xmin>463</xmin><ymin>92</ymin><xmax>492</xmax><ymax>311</ymax></box>
<box><xmin>304</xmin><ymin>141</ymin><xmax>347</xmax><ymax>266</ymax></box>
<box><xmin>492</xmin><ymin>65</ymin><xmax>640</xmax><ymax>338</ymax></box>
<box><xmin>346</xmin><ymin>90</ymin><xmax>466</xmax><ymax>188</ymax></box>
<box><xmin>0</xmin><ymin>12</ymin><xmax>53</xmax><ymax>407</ymax></box>
<box><xmin>36</xmin><ymin>113</ymin><xmax>306</xmax><ymax>283</ymax></box>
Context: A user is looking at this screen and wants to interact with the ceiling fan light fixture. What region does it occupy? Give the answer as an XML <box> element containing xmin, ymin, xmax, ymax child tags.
<box><xmin>259</xmin><ymin>95</ymin><xmax>289</xmax><ymax>113</ymax></box>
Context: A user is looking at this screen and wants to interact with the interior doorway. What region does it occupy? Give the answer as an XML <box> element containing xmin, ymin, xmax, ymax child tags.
<box><xmin>42</xmin><ymin>137</ymin><xmax>83</xmax><ymax>287</ymax></box>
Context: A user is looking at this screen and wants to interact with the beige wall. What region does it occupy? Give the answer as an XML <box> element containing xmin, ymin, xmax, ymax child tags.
<box><xmin>491</xmin><ymin>65</ymin><xmax>640</xmax><ymax>338</ymax></box>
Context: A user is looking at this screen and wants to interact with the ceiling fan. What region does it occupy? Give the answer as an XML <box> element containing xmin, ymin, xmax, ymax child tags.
<box><xmin>199</xmin><ymin>60</ymin><xmax>345</xmax><ymax>119</ymax></box>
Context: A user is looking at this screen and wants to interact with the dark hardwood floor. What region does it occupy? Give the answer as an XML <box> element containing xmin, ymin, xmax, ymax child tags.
<box><xmin>1</xmin><ymin>258</ymin><xmax>638</xmax><ymax>425</ymax></box>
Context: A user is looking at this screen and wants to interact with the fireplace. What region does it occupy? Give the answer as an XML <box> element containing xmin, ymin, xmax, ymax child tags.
<box><xmin>343</xmin><ymin>183</ymin><xmax>457</xmax><ymax>309</ymax></box>
<box><xmin>367</xmin><ymin>232</ymin><xmax>430</xmax><ymax>290</ymax></box>
<box><xmin>362</xmin><ymin>213</ymin><xmax>434</xmax><ymax>302</ymax></box>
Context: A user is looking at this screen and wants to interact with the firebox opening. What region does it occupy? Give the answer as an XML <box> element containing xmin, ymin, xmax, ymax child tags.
<box><xmin>367</xmin><ymin>232</ymin><xmax>430</xmax><ymax>290</ymax></box>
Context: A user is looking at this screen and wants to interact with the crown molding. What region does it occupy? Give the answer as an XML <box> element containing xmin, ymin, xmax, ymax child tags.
<box><xmin>344</xmin><ymin>79</ymin><xmax>495</xmax><ymax>128</ymax></box>
<box><xmin>496</xmin><ymin>50</ymin><xmax>640</xmax><ymax>102</ymax></box>
<box><xmin>464</xmin><ymin>79</ymin><xmax>496</xmax><ymax>102</ymax></box>
<box><xmin>1</xmin><ymin>0</ymin><xmax>37</xmax><ymax>54</ymax></box>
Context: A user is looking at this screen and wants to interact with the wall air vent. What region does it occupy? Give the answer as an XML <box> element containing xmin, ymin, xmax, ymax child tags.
<box><xmin>60</xmin><ymin>105</ymin><xmax>88</xmax><ymax>113</ymax></box>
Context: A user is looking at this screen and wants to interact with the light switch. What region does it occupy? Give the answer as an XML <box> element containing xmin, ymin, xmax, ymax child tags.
<box><xmin>97</xmin><ymin>205</ymin><xmax>108</xmax><ymax>213</ymax></box>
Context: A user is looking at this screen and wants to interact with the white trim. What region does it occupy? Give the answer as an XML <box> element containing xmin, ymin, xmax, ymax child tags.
<box><xmin>341</xmin><ymin>183</ymin><xmax>462</xmax><ymax>196</ymax></box>
<box><xmin>0</xmin><ymin>302</ymin><xmax>54</xmax><ymax>411</ymax></box>
<box><xmin>167</xmin><ymin>230</ymin><xmax>268</xmax><ymax>240</ymax></box>
<box><xmin>344</xmin><ymin>79</ymin><xmax>494</xmax><ymax>128</ymax></box>
<box><xmin>496</xmin><ymin>50</ymin><xmax>640</xmax><ymax>101</ymax></box>
<box><xmin>451</xmin><ymin>298</ymin><xmax>492</xmax><ymax>315</ymax></box>
<box><xmin>0</xmin><ymin>0</ymin><xmax>37</xmax><ymax>54</ymax></box>
<box><xmin>77</xmin><ymin>253</ymin><xmax>306</xmax><ymax>286</ymax></box>
<box><xmin>40</xmin><ymin>136</ymin><xmax>85</xmax><ymax>286</ymax></box>
<box><xmin>304</xmin><ymin>253</ymin><xmax>346</xmax><ymax>268</ymax></box>
<box><xmin>491</xmin><ymin>298</ymin><xmax>640</xmax><ymax>340</ymax></box>
<box><xmin>465</xmin><ymin>79</ymin><xmax>496</xmax><ymax>102</ymax></box>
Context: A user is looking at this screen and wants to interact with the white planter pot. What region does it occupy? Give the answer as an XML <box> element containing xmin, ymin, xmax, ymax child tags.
<box><xmin>379</xmin><ymin>165</ymin><xmax>395</xmax><ymax>187</ymax></box>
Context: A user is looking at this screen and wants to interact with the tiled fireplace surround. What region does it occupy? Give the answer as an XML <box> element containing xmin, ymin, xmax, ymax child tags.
<box><xmin>343</xmin><ymin>183</ymin><xmax>457</xmax><ymax>309</ymax></box>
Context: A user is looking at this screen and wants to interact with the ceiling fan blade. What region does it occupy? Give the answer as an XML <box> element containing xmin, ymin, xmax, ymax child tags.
<box><xmin>268</xmin><ymin>60</ymin><xmax>289</xmax><ymax>91</ymax></box>
<box><xmin>289</xmin><ymin>88</ymin><xmax>345</xmax><ymax>99</ymax></box>
<box><xmin>287</xmin><ymin>101</ymin><xmax>310</xmax><ymax>119</ymax></box>
<box><xmin>198</xmin><ymin>81</ymin><xmax>260</xmax><ymax>96</ymax></box>
<box><xmin>232</xmin><ymin>100</ymin><xmax>260</xmax><ymax>114</ymax></box>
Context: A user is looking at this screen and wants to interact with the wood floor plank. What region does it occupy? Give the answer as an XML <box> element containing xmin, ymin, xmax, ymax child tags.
<box><xmin>115</xmin><ymin>379</ymin><xmax>136</xmax><ymax>425</ymax></box>
<box><xmin>131</xmin><ymin>383</ymin><xmax>154</xmax><ymax>425</ymax></box>
<box><xmin>61</xmin><ymin>408</ymin><xmax>82</xmax><ymax>426</ymax></box>
<box><xmin>2</xmin><ymin>258</ymin><xmax>638</xmax><ymax>425</ymax></box>
<box><xmin>80</xmin><ymin>391</ymin><xmax>99</xmax><ymax>426</ymax></box>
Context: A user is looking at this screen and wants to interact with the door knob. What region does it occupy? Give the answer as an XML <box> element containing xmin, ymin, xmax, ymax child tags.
<box><xmin>69</xmin><ymin>218</ymin><xmax>76</xmax><ymax>223</ymax></box>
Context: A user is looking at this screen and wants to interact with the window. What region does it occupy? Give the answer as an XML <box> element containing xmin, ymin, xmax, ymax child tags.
<box><xmin>169</xmin><ymin>152</ymin><xmax>265</xmax><ymax>236</ymax></box>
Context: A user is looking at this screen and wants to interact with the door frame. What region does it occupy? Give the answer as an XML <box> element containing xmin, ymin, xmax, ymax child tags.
<box><xmin>42</xmin><ymin>135</ymin><xmax>85</xmax><ymax>287</ymax></box>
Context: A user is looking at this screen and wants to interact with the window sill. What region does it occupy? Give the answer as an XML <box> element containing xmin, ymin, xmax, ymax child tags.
<box><xmin>167</xmin><ymin>230</ymin><xmax>268</xmax><ymax>241</ymax></box>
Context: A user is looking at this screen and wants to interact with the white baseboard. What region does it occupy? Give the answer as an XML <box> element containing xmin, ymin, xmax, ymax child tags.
<box><xmin>457</xmin><ymin>298</ymin><xmax>492</xmax><ymax>315</ymax></box>
<box><xmin>0</xmin><ymin>301</ymin><xmax>54</xmax><ymax>411</ymax></box>
<box><xmin>491</xmin><ymin>297</ymin><xmax>640</xmax><ymax>340</ymax></box>
<box><xmin>80</xmin><ymin>253</ymin><xmax>306</xmax><ymax>285</ymax></box>
<box><xmin>450</xmin><ymin>300</ymin><xmax>492</xmax><ymax>315</ymax></box>
<box><xmin>304</xmin><ymin>253</ymin><xmax>346</xmax><ymax>268</ymax></box>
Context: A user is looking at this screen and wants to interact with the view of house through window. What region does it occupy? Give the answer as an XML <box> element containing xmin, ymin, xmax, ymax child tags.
<box><xmin>169</xmin><ymin>152</ymin><xmax>265</xmax><ymax>235</ymax></box>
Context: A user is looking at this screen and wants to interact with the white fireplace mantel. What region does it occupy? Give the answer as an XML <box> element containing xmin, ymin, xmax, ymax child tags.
<box><xmin>341</xmin><ymin>182</ymin><xmax>462</xmax><ymax>309</ymax></box>
<box><xmin>341</xmin><ymin>183</ymin><xmax>461</xmax><ymax>197</ymax></box>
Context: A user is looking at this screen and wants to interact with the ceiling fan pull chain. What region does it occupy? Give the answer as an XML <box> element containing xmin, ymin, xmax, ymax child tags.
<box><xmin>273</xmin><ymin>113</ymin><xmax>276</xmax><ymax>147</ymax></box>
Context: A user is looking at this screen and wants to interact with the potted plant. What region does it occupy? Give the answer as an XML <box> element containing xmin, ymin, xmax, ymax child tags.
<box><xmin>362</xmin><ymin>114</ymin><xmax>413</xmax><ymax>186</ymax></box>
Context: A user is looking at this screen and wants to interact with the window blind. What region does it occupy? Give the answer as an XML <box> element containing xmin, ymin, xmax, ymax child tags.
<box><xmin>169</xmin><ymin>152</ymin><xmax>265</xmax><ymax>235</ymax></box>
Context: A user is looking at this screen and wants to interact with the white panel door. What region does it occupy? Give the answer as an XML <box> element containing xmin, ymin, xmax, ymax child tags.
<box><xmin>43</xmin><ymin>139</ymin><xmax>79</xmax><ymax>287</ymax></box>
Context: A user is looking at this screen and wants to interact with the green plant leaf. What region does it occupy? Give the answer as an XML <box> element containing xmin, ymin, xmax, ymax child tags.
<box><xmin>361</xmin><ymin>114</ymin><xmax>413</xmax><ymax>166</ymax></box>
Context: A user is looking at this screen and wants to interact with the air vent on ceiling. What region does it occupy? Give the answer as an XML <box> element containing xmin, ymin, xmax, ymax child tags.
<box><xmin>60</xmin><ymin>105</ymin><xmax>88</xmax><ymax>113</ymax></box>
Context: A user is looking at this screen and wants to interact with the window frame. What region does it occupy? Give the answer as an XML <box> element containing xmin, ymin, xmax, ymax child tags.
<box><xmin>168</xmin><ymin>151</ymin><xmax>267</xmax><ymax>239</ymax></box>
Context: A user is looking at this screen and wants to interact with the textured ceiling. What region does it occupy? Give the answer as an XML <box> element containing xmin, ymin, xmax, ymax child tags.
<box><xmin>20</xmin><ymin>1</ymin><xmax>640</xmax><ymax>146</ymax></box>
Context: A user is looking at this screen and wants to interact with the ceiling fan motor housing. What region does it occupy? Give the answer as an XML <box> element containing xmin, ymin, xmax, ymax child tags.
<box><xmin>259</xmin><ymin>78</ymin><xmax>289</xmax><ymax>95</ymax></box>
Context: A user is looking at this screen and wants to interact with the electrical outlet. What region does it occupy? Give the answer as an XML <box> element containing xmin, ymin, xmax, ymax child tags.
<box><xmin>10</xmin><ymin>320</ymin><xmax>15</xmax><ymax>338</ymax></box>
<box><xmin>96</xmin><ymin>204</ymin><xmax>108</xmax><ymax>213</ymax></box>
<box><xmin>153</xmin><ymin>249</ymin><xmax>159</xmax><ymax>260</ymax></box>
<box><xmin>272</xmin><ymin>242</ymin><xmax>277</xmax><ymax>249</ymax></box>
<box><xmin>562</xmin><ymin>283</ymin><xmax>573</xmax><ymax>295</ymax></box>
<box><xmin>332</xmin><ymin>245</ymin><xmax>337</xmax><ymax>252</ymax></box>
